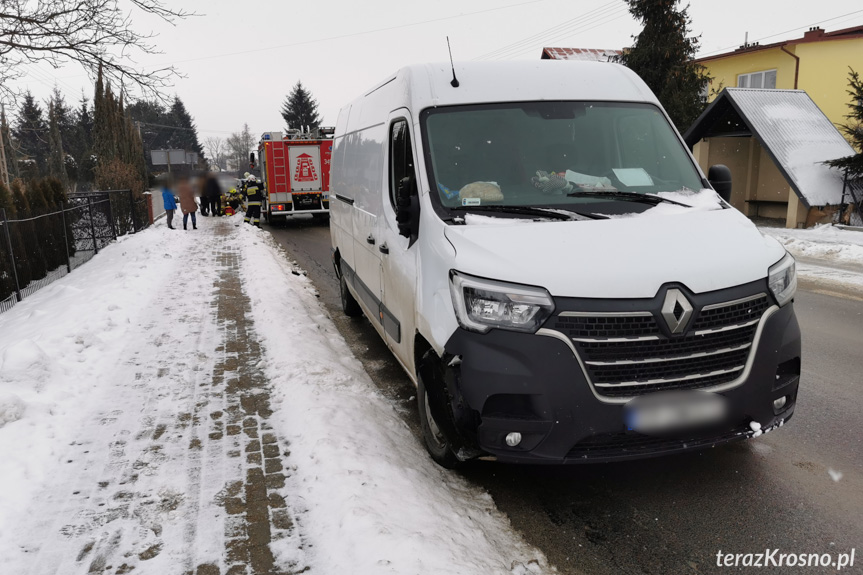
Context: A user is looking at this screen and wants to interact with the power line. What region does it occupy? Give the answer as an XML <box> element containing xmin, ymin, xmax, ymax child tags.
<box><xmin>697</xmin><ymin>9</ymin><xmax>863</xmax><ymax>58</ymax></box>
<box><xmin>486</xmin><ymin>7</ymin><xmax>630</xmax><ymax>60</ymax></box>
<box><xmin>474</xmin><ymin>1</ymin><xmax>625</xmax><ymax>60</ymax></box>
<box><xmin>142</xmin><ymin>0</ymin><xmax>549</xmax><ymax>70</ymax></box>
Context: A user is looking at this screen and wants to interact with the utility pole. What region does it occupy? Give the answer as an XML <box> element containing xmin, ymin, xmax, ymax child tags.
<box><xmin>0</xmin><ymin>104</ymin><xmax>9</xmax><ymax>187</ymax></box>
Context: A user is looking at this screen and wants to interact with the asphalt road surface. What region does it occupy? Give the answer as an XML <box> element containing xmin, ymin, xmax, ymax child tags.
<box><xmin>264</xmin><ymin>216</ymin><xmax>863</xmax><ymax>575</ymax></box>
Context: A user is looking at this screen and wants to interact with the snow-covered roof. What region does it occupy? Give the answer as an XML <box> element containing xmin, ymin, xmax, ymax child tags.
<box><xmin>541</xmin><ymin>47</ymin><xmax>621</xmax><ymax>61</ymax></box>
<box><xmin>684</xmin><ymin>88</ymin><xmax>856</xmax><ymax>207</ymax></box>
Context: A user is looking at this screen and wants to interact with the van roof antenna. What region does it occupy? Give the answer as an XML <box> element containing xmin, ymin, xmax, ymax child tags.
<box><xmin>447</xmin><ymin>36</ymin><xmax>460</xmax><ymax>88</ymax></box>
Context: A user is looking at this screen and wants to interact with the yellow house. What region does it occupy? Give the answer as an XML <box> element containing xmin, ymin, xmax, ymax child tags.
<box><xmin>697</xmin><ymin>25</ymin><xmax>863</xmax><ymax>129</ymax></box>
<box><xmin>689</xmin><ymin>25</ymin><xmax>863</xmax><ymax>227</ymax></box>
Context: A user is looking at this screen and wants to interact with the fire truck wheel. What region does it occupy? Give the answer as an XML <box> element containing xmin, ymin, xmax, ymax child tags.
<box><xmin>340</xmin><ymin>273</ymin><xmax>362</xmax><ymax>317</ymax></box>
<box><xmin>312</xmin><ymin>213</ymin><xmax>330</xmax><ymax>223</ymax></box>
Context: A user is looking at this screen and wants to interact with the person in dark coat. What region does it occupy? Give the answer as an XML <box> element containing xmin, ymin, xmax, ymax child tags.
<box><xmin>203</xmin><ymin>173</ymin><xmax>222</xmax><ymax>217</ymax></box>
<box><xmin>161</xmin><ymin>176</ymin><xmax>177</xmax><ymax>229</ymax></box>
<box><xmin>199</xmin><ymin>177</ymin><xmax>210</xmax><ymax>216</ymax></box>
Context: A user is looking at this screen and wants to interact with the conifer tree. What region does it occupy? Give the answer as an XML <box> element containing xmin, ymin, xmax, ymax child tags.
<box><xmin>12</xmin><ymin>92</ymin><xmax>48</xmax><ymax>177</ymax></box>
<box><xmin>0</xmin><ymin>179</ymin><xmax>25</xmax><ymax>298</ymax></box>
<box><xmin>76</xmin><ymin>95</ymin><xmax>95</xmax><ymax>189</ymax></box>
<box><xmin>48</xmin><ymin>102</ymin><xmax>70</xmax><ymax>190</ymax></box>
<box><xmin>280</xmin><ymin>81</ymin><xmax>322</xmax><ymax>132</ymax></box>
<box><xmin>25</xmin><ymin>179</ymin><xmax>62</xmax><ymax>271</ymax></box>
<box><xmin>9</xmin><ymin>179</ymin><xmax>39</xmax><ymax>283</ymax></box>
<box><xmin>1</xmin><ymin>106</ymin><xmax>18</xmax><ymax>181</ymax></box>
<box><xmin>167</xmin><ymin>97</ymin><xmax>204</xmax><ymax>161</ymax></box>
<box><xmin>826</xmin><ymin>68</ymin><xmax>863</xmax><ymax>178</ymax></box>
<box><xmin>615</xmin><ymin>0</ymin><xmax>710</xmax><ymax>132</ymax></box>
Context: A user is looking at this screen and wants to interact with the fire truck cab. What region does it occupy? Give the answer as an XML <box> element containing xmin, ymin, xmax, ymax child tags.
<box><xmin>258</xmin><ymin>128</ymin><xmax>334</xmax><ymax>222</ymax></box>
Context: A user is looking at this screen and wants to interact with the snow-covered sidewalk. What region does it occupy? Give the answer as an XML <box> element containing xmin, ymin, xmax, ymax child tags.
<box><xmin>0</xmin><ymin>216</ymin><xmax>549</xmax><ymax>575</ymax></box>
<box><xmin>760</xmin><ymin>224</ymin><xmax>863</xmax><ymax>295</ymax></box>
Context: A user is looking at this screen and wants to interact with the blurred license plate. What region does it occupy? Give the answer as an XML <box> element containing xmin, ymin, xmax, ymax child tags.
<box><xmin>295</xmin><ymin>195</ymin><xmax>316</xmax><ymax>207</ymax></box>
<box><xmin>624</xmin><ymin>390</ymin><xmax>728</xmax><ymax>435</ymax></box>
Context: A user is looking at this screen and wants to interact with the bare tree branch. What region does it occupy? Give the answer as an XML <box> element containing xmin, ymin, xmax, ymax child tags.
<box><xmin>0</xmin><ymin>0</ymin><xmax>196</xmax><ymax>103</ymax></box>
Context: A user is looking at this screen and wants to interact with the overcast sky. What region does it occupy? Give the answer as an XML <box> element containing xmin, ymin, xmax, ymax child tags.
<box><xmin>11</xmin><ymin>0</ymin><xmax>863</xmax><ymax>148</ymax></box>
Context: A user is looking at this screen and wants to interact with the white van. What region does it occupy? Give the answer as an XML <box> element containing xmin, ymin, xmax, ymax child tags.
<box><xmin>329</xmin><ymin>61</ymin><xmax>801</xmax><ymax>467</ymax></box>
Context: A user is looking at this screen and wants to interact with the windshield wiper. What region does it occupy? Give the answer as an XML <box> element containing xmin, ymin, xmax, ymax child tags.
<box><xmin>566</xmin><ymin>190</ymin><xmax>690</xmax><ymax>207</ymax></box>
<box><xmin>451</xmin><ymin>205</ymin><xmax>604</xmax><ymax>221</ymax></box>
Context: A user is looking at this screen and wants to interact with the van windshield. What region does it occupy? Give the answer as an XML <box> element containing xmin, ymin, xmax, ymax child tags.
<box><xmin>421</xmin><ymin>102</ymin><xmax>706</xmax><ymax>218</ymax></box>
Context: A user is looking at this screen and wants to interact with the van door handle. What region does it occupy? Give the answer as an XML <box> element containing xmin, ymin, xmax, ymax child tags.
<box><xmin>366</xmin><ymin>235</ymin><xmax>375</xmax><ymax>245</ymax></box>
<box><xmin>379</xmin><ymin>244</ymin><xmax>389</xmax><ymax>254</ymax></box>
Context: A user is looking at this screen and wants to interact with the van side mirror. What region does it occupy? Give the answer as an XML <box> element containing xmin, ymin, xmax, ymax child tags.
<box><xmin>396</xmin><ymin>176</ymin><xmax>419</xmax><ymax>244</ymax></box>
<box><xmin>707</xmin><ymin>164</ymin><xmax>732</xmax><ymax>203</ymax></box>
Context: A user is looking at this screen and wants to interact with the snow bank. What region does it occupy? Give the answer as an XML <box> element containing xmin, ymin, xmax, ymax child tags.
<box><xmin>235</xmin><ymin>225</ymin><xmax>550</xmax><ymax>575</ymax></box>
<box><xmin>760</xmin><ymin>224</ymin><xmax>863</xmax><ymax>266</ymax></box>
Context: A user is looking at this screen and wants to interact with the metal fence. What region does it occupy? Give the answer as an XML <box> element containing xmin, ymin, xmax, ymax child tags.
<box><xmin>0</xmin><ymin>189</ymin><xmax>149</xmax><ymax>314</ymax></box>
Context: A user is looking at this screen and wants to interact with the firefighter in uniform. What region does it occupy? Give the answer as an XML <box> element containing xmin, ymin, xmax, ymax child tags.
<box><xmin>243</xmin><ymin>175</ymin><xmax>263</xmax><ymax>227</ymax></box>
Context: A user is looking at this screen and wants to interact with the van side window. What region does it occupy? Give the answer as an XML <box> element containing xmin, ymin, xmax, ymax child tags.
<box><xmin>389</xmin><ymin>119</ymin><xmax>416</xmax><ymax>209</ymax></box>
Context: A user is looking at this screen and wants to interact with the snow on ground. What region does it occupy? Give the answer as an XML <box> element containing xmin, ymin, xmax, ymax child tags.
<box><xmin>761</xmin><ymin>224</ymin><xmax>863</xmax><ymax>265</ymax></box>
<box><xmin>760</xmin><ymin>224</ymin><xmax>863</xmax><ymax>294</ymax></box>
<box><xmin>0</xmin><ymin>215</ymin><xmax>550</xmax><ymax>574</ymax></box>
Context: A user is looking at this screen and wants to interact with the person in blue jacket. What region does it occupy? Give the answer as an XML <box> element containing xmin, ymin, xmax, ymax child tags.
<box><xmin>161</xmin><ymin>176</ymin><xmax>177</xmax><ymax>230</ymax></box>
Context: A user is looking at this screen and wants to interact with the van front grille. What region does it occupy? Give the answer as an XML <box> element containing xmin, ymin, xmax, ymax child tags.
<box><xmin>551</xmin><ymin>294</ymin><xmax>771</xmax><ymax>398</ymax></box>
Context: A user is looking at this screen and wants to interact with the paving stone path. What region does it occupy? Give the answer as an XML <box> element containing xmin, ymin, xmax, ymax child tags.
<box><xmin>12</xmin><ymin>220</ymin><xmax>302</xmax><ymax>575</ymax></box>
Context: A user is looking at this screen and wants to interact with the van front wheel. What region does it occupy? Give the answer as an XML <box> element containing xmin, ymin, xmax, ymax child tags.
<box><xmin>417</xmin><ymin>372</ymin><xmax>461</xmax><ymax>468</ymax></box>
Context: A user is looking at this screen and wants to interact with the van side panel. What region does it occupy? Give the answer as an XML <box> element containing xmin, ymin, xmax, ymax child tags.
<box><xmin>330</xmin><ymin>106</ymin><xmax>354</xmax><ymax>273</ymax></box>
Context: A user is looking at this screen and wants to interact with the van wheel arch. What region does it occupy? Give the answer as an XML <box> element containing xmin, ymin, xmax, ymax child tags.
<box><xmin>415</xmin><ymin>339</ymin><xmax>483</xmax><ymax>467</ymax></box>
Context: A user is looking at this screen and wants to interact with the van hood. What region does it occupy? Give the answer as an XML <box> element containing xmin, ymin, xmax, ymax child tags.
<box><xmin>443</xmin><ymin>208</ymin><xmax>786</xmax><ymax>298</ymax></box>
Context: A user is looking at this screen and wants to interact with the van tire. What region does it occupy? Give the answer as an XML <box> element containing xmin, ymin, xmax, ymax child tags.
<box><xmin>340</xmin><ymin>273</ymin><xmax>362</xmax><ymax>317</ymax></box>
<box><xmin>417</xmin><ymin>371</ymin><xmax>461</xmax><ymax>469</ymax></box>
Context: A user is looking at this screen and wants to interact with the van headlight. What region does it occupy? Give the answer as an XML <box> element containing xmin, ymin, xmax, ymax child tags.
<box><xmin>449</xmin><ymin>271</ymin><xmax>555</xmax><ymax>334</ymax></box>
<box><xmin>768</xmin><ymin>253</ymin><xmax>797</xmax><ymax>307</ymax></box>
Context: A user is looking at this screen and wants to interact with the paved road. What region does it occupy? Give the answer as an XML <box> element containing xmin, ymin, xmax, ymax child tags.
<box><xmin>265</xmin><ymin>217</ymin><xmax>863</xmax><ymax>575</ymax></box>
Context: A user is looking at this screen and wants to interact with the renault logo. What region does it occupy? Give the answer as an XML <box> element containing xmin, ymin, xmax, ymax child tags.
<box><xmin>661</xmin><ymin>289</ymin><xmax>693</xmax><ymax>334</ymax></box>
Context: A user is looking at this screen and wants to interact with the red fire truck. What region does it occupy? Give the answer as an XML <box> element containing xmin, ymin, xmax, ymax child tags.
<box><xmin>258</xmin><ymin>128</ymin><xmax>334</xmax><ymax>222</ymax></box>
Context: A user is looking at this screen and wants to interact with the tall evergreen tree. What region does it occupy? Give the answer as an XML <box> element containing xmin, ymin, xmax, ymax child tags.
<box><xmin>50</xmin><ymin>89</ymin><xmax>76</xmax><ymax>150</ymax></box>
<box><xmin>9</xmin><ymin>179</ymin><xmax>41</xmax><ymax>282</ymax></box>
<box><xmin>0</xmin><ymin>179</ymin><xmax>16</xmax><ymax>298</ymax></box>
<box><xmin>0</xmin><ymin>179</ymin><xmax>28</xmax><ymax>298</ymax></box>
<box><xmin>615</xmin><ymin>0</ymin><xmax>710</xmax><ymax>132</ymax></box>
<box><xmin>1</xmin><ymin>106</ymin><xmax>18</xmax><ymax>181</ymax></box>
<box><xmin>280</xmin><ymin>81</ymin><xmax>322</xmax><ymax>132</ymax></box>
<box><xmin>75</xmin><ymin>94</ymin><xmax>96</xmax><ymax>189</ymax></box>
<box><xmin>167</xmin><ymin>97</ymin><xmax>204</xmax><ymax>160</ymax></box>
<box><xmin>12</xmin><ymin>91</ymin><xmax>48</xmax><ymax>177</ymax></box>
<box><xmin>47</xmin><ymin>102</ymin><xmax>70</xmax><ymax>190</ymax></box>
<box><xmin>826</xmin><ymin>68</ymin><xmax>863</xmax><ymax>178</ymax></box>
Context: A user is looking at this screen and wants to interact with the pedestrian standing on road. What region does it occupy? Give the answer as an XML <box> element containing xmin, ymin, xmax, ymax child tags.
<box><xmin>203</xmin><ymin>173</ymin><xmax>222</xmax><ymax>217</ymax></box>
<box><xmin>161</xmin><ymin>175</ymin><xmax>177</xmax><ymax>230</ymax></box>
<box><xmin>177</xmin><ymin>176</ymin><xmax>198</xmax><ymax>230</ymax></box>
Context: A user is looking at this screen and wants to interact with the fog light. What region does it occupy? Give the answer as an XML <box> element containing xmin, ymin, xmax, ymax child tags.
<box><xmin>505</xmin><ymin>432</ymin><xmax>522</xmax><ymax>447</ymax></box>
<box><xmin>773</xmin><ymin>396</ymin><xmax>787</xmax><ymax>411</ymax></box>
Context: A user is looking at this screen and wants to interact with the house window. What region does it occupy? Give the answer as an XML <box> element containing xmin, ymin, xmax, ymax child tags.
<box><xmin>737</xmin><ymin>70</ymin><xmax>777</xmax><ymax>89</ymax></box>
